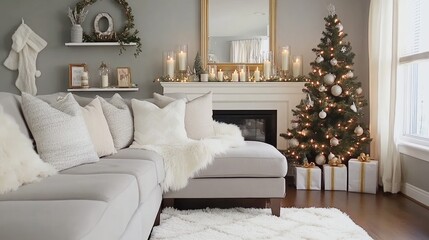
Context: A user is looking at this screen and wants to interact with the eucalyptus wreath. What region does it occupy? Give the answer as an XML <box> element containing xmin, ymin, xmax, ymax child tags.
<box><xmin>75</xmin><ymin>0</ymin><xmax>142</xmax><ymax>57</ymax></box>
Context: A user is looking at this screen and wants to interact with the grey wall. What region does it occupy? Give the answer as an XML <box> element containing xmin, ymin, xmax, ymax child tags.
<box><xmin>402</xmin><ymin>155</ymin><xmax>429</xmax><ymax>192</ymax></box>
<box><xmin>0</xmin><ymin>0</ymin><xmax>369</xmax><ymax>99</ymax></box>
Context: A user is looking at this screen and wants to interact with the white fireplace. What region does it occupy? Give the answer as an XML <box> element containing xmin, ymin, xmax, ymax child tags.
<box><xmin>160</xmin><ymin>82</ymin><xmax>306</xmax><ymax>149</ymax></box>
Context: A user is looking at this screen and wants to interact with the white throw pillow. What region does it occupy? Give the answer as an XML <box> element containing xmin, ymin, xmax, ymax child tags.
<box><xmin>131</xmin><ymin>99</ymin><xmax>187</xmax><ymax>146</ymax></box>
<box><xmin>81</xmin><ymin>98</ymin><xmax>116</xmax><ymax>157</ymax></box>
<box><xmin>0</xmin><ymin>106</ymin><xmax>57</xmax><ymax>194</ymax></box>
<box><xmin>154</xmin><ymin>92</ymin><xmax>215</xmax><ymax>139</ymax></box>
<box><xmin>98</xmin><ymin>94</ymin><xmax>134</xmax><ymax>150</ymax></box>
<box><xmin>21</xmin><ymin>93</ymin><xmax>99</xmax><ymax>171</ymax></box>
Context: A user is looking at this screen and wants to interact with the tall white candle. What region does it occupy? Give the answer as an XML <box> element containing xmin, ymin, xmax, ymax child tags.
<box><xmin>217</xmin><ymin>69</ymin><xmax>224</xmax><ymax>81</ymax></box>
<box><xmin>281</xmin><ymin>48</ymin><xmax>290</xmax><ymax>71</ymax></box>
<box><xmin>209</xmin><ymin>68</ymin><xmax>216</xmax><ymax>80</ymax></box>
<box><xmin>166</xmin><ymin>56</ymin><xmax>175</xmax><ymax>77</ymax></box>
<box><xmin>239</xmin><ymin>69</ymin><xmax>246</xmax><ymax>82</ymax></box>
<box><xmin>254</xmin><ymin>67</ymin><xmax>260</xmax><ymax>82</ymax></box>
<box><xmin>101</xmin><ymin>74</ymin><xmax>109</xmax><ymax>88</ymax></box>
<box><xmin>178</xmin><ymin>51</ymin><xmax>187</xmax><ymax>71</ymax></box>
<box><xmin>232</xmin><ymin>70</ymin><xmax>239</xmax><ymax>82</ymax></box>
<box><xmin>264</xmin><ymin>60</ymin><xmax>271</xmax><ymax>79</ymax></box>
<box><xmin>293</xmin><ymin>57</ymin><xmax>302</xmax><ymax>77</ymax></box>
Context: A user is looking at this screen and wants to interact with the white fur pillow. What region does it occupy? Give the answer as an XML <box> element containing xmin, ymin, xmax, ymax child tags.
<box><xmin>154</xmin><ymin>92</ymin><xmax>215</xmax><ymax>139</ymax></box>
<box><xmin>0</xmin><ymin>106</ymin><xmax>57</xmax><ymax>194</ymax></box>
<box><xmin>81</xmin><ymin>98</ymin><xmax>116</xmax><ymax>157</ymax></box>
<box><xmin>131</xmin><ymin>99</ymin><xmax>187</xmax><ymax>146</ymax></box>
<box><xmin>21</xmin><ymin>93</ymin><xmax>99</xmax><ymax>171</ymax></box>
<box><xmin>98</xmin><ymin>94</ymin><xmax>133</xmax><ymax>149</ymax></box>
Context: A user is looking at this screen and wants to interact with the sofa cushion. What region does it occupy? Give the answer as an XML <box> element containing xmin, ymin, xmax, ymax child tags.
<box><xmin>0</xmin><ymin>92</ymin><xmax>30</xmax><ymax>138</ymax></box>
<box><xmin>104</xmin><ymin>148</ymin><xmax>165</xmax><ymax>184</ymax></box>
<box><xmin>195</xmin><ymin>141</ymin><xmax>287</xmax><ymax>178</ymax></box>
<box><xmin>61</xmin><ymin>159</ymin><xmax>158</xmax><ymax>203</ymax></box>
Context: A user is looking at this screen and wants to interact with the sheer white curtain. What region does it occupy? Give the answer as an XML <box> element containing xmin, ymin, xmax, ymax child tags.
<box><xmin>369</xmin><ymin>0</ymin><xmax>401</xmax><ymax>193</ymax></box>
<box><xmin>230</xmin><ymin>38</ymin><xmax>262</xmax><ymax>63</ymax></box>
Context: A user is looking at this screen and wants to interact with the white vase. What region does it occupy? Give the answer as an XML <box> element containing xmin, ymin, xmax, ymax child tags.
<box><xmin>200</xmin><ymin>73</ymin><xmax>208</xmax><ymax>82</ymax></box>
<box><xmin>71</xmin><ymin>24</ymin><xmax>83</xmax><ymax>43</ymax></box>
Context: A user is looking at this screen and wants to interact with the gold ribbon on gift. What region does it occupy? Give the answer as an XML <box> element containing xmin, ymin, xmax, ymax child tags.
<box><xmin>331</xmin><ymin>167</ymin><xmax>335</xmax><ymax>190</ymax></box>
<box><xmin>358</xmin><ymin>153</ymin><xmax>371</xmax><ymax>162</ymax></box>
<box><xmin>357</xmin><ymin>153</ymin><xmax>371</xmax><ymax>192</ymax></box>
<box><xmin>302</xmin><ymin>162</ymin><xmax>314</xmax><ymax>189</ymax></box>
<box><xmin>328</xmin><ymin>157</ymin><xmax>344</xmax><ymax>167</ymax></box>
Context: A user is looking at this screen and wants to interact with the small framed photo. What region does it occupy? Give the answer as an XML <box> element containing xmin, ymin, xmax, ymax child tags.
<box><xmin>68</xmin><ymin>64</ymin><xmax>87</xmax><ymax>88</ymax></box>
<box><xmin>117</xmin><ymin>67</ymin><xmax>132</xmax><ymax>87</ymax></box>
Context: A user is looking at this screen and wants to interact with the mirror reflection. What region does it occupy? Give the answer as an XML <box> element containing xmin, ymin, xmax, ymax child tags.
<box><xmin>208</xmin><ymin>0</ymin><xmax>270</xmax><ymax>64</ymax></box>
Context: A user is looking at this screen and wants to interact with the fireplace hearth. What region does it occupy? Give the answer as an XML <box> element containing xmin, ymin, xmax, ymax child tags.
<box><xmin>213</xmin><ymin>110</ymin><xmax>277</xmax><ymax>147</ymax></box>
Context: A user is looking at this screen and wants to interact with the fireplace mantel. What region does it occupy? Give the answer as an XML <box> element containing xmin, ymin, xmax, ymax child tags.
<box><xmin>160</xmin><ymin>82</ymin><xmax>306</xmax><ymax>149</ymax></box>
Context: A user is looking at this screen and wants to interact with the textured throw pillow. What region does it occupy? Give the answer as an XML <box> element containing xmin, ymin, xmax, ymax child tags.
<box><xmin>131</xmin><ymin>99</ymin><xmax>187</xmax><ymax>146</ymax></box>
<box><xmin>21</xmin><ymin>93</ymin><xmax>99</xmax><ymax>171</ymax></box>
<box><xmin>81</xmin><ymin>98</ymin><xmax>116</xmax><ymax>157</ymax></box>
<box><xmin>154</xmin><ymin>92</ymin><xmax>215</xmax><ymax>139</ymax></box>
<box><xmin>98</xmin><ymin>93</ymin><xmax>134</xmax><ymax>150</ymax></box>
<box><xmin>0</xmin><ymin>106</ymin><xmax>57</xmax><ymax>194</ymax></box>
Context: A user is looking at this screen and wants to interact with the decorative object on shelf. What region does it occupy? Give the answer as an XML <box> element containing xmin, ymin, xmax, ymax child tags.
<box><xmin>4</xmin><ymin>19</ymin><xmax>47</xmax><ymax>95</ymax></box>
<box><xmin>238</xmin><ymin>65</ymin><xmax>247</xmax><ymax>82</ymax></box>
<box><xmin>200</xmin><ymin>71</ymin><xmax>208</xmax><ymax>82</ymax></box>
<box><xmin>116</xmin><ymin>67</ymin><xmax>131</xmax><ymax>87</ymax></box>
<box><xmin>81</xmin><ymin>71</ymin><xmax>89</xmax><ymax>88</ymax></box>
<box><xmin>217</xmin><ymin>69</ymin><xmax>224</xmax><ymax>82</ymax></box>
<box><xmin>348</xmin><ymin>155</ymin><xmax>378</xmax><ymax>194</ymax></box>
<box><xmin>163</xmin><ymin>51</ymin><xmax>175</xmax><ymax>78</ymax></box>
<box><xmin>208</xmin><ymin>65</ymin><xmax>217</xmax><ymax>81</ymax></box>
<box><xmin>323</xmin><ymin>164</ymin><xmax>347</xmax><ymax>191</ymax></box>
<box><xmin>98</xmin><ymin>62</ymin><xmax>110</xmax><ymax>88</ymax></box>
<box><xmin>194</xmin><ymin>52</ymin><xmax>204</xmax><ymax>81</ymax></box>
<box><xmin>231</xmin><ymin>69</ymin><xmax>239</xmax><ymax>82</ymax></box>
<box><xmin>253</xmin><ymin>67</ymin><xmax>261</xmax><ymax>82</ymax></box>
<box><xmin>331</xmin><ymin>84</ymin><xmax>342</xmax><ymax>96</ymax></box>
<box><xmin>292</xmin><ymin>55</ymin><xmax>302</xmax><ymax>78</ymax></box>
<box><xmin>177</xmin><ymin>44</ymin><xmax>188</xmax><ymax>72</ymax></box>
<box><xmin>279</xmin><ymin>46</ymin><xmax>290</xmax><ymax>77</ymax></box>
<box><xmin>73</xmin><ymin>0</ymin><xmax>142</xmax><ymax>57</ymax></box>
<box><xmin>68</xmin><ymin>7</ymin><xmax>88</xmax><ymax>43</ymax></box>
<box><xmin>68</xmin><ymin>63</ymin><xmax>87</xmax><ymax>88</ymax></box>
<box><xmin>263</xmin><ymin>51</ymin><xmax>273</xmax><ymax>79</ymax></box>
<box><xmin>93</xmin><ymin>12</ymin><xmax>116</xmax><ymax>41</ymax></box>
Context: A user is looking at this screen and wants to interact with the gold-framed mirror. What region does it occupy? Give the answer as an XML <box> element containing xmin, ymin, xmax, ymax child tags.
<box><xmin>201</xmin><ymin>0</ymin><xmax>276</xmax><ymax>71</ymax></box>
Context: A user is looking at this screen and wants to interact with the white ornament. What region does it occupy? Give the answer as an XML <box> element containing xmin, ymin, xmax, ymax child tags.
<box><xmin>350</xmin><ymin>102</ymin><xmax>357</xmax><ymax>112</ymax></box>
<box><xmin>330</xmin><ymin>137</ymin><xmax>339</xmax><ymax>146</ymax></box>
<box><xmin>315</xmin><ymin>153</ymin><xmax>326</xmax><ymax>165</ymax></box>
<box><xmin>324</xmin><ymin>73</ymin><xmax>336</xmax><ymax>85</ymax></box>
<box><xmin>336</xmin><ymin>23</ymin><xmax>344</xmax><ymax>31</ymax></box>
<box><xmin>330</xmin><ymin>58</ymin><xmax>338</xmax><ymax>66</ymax></box>
<box><xmin>354</xmin><ymin>125</ymin><xmax>364</xmax><ymax>136</ymax></box>
<box><xmin>318</xmin><ymin>85</ymin><xmax>327</xmax><ymax>92</ymax></box>
<box><xmin>341</xmin><ymin>46</ymin><xmax>347</xmax><ymax>53</ymax></box>
<box><xmin>301</xmin><ymin>128</ymin><xmax>310</xmax><ymax>136</ymax></box>
<box><xmin>316</xmin><ymin>55</ymin><xmax>324</xmax><ymax>63</ymax></box>
<box><xmin>319</xmin><ymin>110</ymin><xmax>327</xmax><ymax>119</ymax></box>
<box><xmin>306</xmin><ymin>94</ymin><xmax>314</xmax><ymax>107</ymax></box>
<box><xmin>289</xmin><ymin>138</ymin><xmax>299</xmax><ymax>148</ymax></box>
<box><xmin>356</xmin><ymin>87</ymin><xmax>363</xmax><ymax>95</ymax></box>
<box><xmin>328</xmin><ymin>152</ymin><xmax>335</xmax><ymax>160</ymax></box>
<box><xmin>331</xmin><ymin>84</ymin><xmax>343</xmax><ymax>96</ymax></box>
<box><xmin>346</xmin><ymin>70</ymin><xmax>354</xmax><ymax>78</ymax></box>
<box><xmin>291</xmin><ymin>122</ymin><xmax>299</xmax><ymax>128</ymax></box>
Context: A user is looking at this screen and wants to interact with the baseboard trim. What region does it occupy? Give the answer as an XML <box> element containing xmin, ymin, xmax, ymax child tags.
<box><xmin>401</xmin><ymin>183</ymin><xmax>429</xmax><ymax>207</ymax></box>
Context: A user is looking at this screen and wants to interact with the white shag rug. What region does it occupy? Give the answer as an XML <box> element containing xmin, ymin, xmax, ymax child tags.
<box><xmin>150</xmin><ymin>207</ymin><xmax>373</xmax><ymax>240</ymax></box>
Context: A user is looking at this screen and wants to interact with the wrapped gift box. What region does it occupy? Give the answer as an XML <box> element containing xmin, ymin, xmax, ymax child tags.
<box><xmin>323</xmin><ymin>164</ymin><xmax>347</xmax><ymax>191</ymax></box>
<box><xmin>348</xmin><ymin>159</ymin><xmax>378</xmax><ymax>194</ymax></box>
<box><xmin>295</xmin><ymin>166</ymin><xmax>321</xmax><ymax>190</ymax></box>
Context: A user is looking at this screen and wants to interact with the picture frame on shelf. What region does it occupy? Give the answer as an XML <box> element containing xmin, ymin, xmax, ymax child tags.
<box><xmin>69</xmin><ymin>63</ymin><xmax>87</xmax><ymax>88</ymax></box>
<box><xmin>117</xmin><ymin>67</ymin><xmax>131</xmax><ymax>87</ymax></box>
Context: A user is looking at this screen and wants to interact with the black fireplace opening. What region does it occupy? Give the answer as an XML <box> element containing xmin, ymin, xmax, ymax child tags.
<box><xmin>213</xmin><ymin>110</ymin><xmax>277</xmax><ymax>147</ymax></box>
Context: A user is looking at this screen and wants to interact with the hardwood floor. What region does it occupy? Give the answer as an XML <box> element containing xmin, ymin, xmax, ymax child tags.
<box><xmin>169</xmin><ymin>181</ymin><xmax>429</xmax><ymax>240</ymax></box>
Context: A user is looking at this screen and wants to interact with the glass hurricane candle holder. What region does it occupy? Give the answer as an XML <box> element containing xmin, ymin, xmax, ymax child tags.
<box><xmin>238</xmin><ymin>65</ymin><xmax>247</xmax><ymax>82</ymax></box>
<box><xmin>208</xmin><ymin>65</ymin><xmax>217</xmax><ymax>81</ymax></box>
<box><xmin>263</xmin><ymin>51</ymin><xmax>274</xmax><ymax>80</ymax></box>
<box><xmin>292</xmin><ymin>55</ymin><xmax>303</xmax><ymax>77</ymax></box>
<box><xmin>163</xmin><ymin>51</ymin><xmax>176</xmax><ymax>79</ymax></box>
<box><xmin>176</xmin><ymin>44</ymin><xmax>188</xmax><ymax>72</ymax></box>
<box><xmin>99</xmin><ymin>61</ymin><xmax>110</xmax><ymax>88</ymax></box>
<box><xmin>279</xmin><ymin>46</ymin><xmax>290</xmax><ymax>77</ymax></box>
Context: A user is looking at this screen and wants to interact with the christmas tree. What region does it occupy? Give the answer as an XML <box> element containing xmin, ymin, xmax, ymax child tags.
<box><xmin>281</xmin><ymin>6</ymin><xmax>371</xmax><ymax>165</ymax></box>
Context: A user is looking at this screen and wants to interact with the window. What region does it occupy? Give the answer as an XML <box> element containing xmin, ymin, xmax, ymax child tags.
<box><xmin>398</xmin><ymin>0</ymin><xmax>429</xmax><ymax>148</ymax></box>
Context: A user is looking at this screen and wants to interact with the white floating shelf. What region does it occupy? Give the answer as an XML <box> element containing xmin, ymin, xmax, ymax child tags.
<box><xmin>67</xmin><ymin>87</ymin><xmax>139</xmax><ymax>92</ymax></box>
<box><xmin>65</xmin><ymin>42</ymin><xmax>137</xmax><ymax>46</ymax></box>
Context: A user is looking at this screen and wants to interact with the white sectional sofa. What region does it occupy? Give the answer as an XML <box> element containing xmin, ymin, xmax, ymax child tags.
<box><xmin>0</xmin><ymin>92</ymin><xmax>287</xmax><ymax>240</ymax></box>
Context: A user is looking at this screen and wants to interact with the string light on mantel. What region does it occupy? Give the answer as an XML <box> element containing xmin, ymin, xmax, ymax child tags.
<box><xmin>280</xmin><ymin>4</ymin><xmax>371</xmax><ymax>165</ymax></box>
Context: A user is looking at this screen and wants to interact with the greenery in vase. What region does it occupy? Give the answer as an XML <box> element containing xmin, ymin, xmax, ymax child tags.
<box><xmin>280</xmin><ymin>8</ymin><xmax>371</xmax><ymax>165</ymax></box>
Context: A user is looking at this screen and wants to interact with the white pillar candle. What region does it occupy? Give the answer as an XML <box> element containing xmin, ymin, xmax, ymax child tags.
<box><xmin>217</xmin><ymin>69</ymin><xmax>224</xmax><ymax>81</ymax></box>
<box><xmin>101</xmin><ymin>74</ymin><xmax>109</xmax><ymax>88</ymax></box>
<box><xmin>239</xmin><ymin>69</ymin><xmax>246</xmax><ymax>82</ymax></box>
<box><xmin>254</xmin><ymin>67</ymin><xmax>260</xmax><ymax>82</ymax></box>
<box><xmin>178</xmin><ymin>51</ymin><xmax>187</xmax><ymax>71</ymax></box>
<box><xmin>232</xmin><ymin>70</ymin><xmax>239</xmax><ymax>82</ymax></box>
<box><xmin>166</xmin><ymin>56</ymin><xmax>175</xmax><ymax>77</ymax></box>
<box><xmin>209</xmin><ymin>68</ymin><xmax>216</xmax><ymax>80</ymax></box>
<box><xmin>293</xmin><ymin>57</ymin><xmax>302</xmax><ymax>77</ymax></box>
<box><xmin>281</xmin><ymin>48</ymin><xmax>290</xmax><ymax>71</ymax></box>
<box><xmin>264</xmin><ymin>60</ymin><xmax>271</xmax><ymax>79</ymax></box>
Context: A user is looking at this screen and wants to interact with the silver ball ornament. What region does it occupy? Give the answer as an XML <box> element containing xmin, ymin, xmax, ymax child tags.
<box><xmin>356</xmin><ymin>87</ymin><xmax>363</xmax><ymax>95</ymax></box>
<box><xmin>316</xmin><ymin>55</ymin><xmax>324</xmax><ymax>63</ymax></box>
<box><xmin>354</xmin><ymin>125</ymin><xmax>364</xmax><ymax>136</ymax></box>
<box><xmin>331</xmin><ymin>84</ymin><xmax>343</xmax><ymax>96</ymax></box>
<box><xmin>324</xmin><ymin>73</ymin><xmax>336</xmax><ymax>85</ymax></box>
<box><xmin>346</xmin><ymin>70</ymin><xmax>354</xmax><ymax>78</ymax></box>
<box><xmin>330</xmin><ymin>137</ymin><xmax>339</xmax><ymax>146</ymax></box>
<box><xmin>330</xmin><ymin>58</ymin><xmax>338</xmax><ymax>66</ymax></box>
<box><xmin>318</xmin><ymin>85</ymin><xmax>327</xmax><ymax>92</ymax></box>
<box><xmin>315</xmin><ymin>153</ymin><xmax>326</xmax><ymax>165</ymax></box>
<box><xmin>328</xmin><ymin>152</ymin><xmax>335</xmax><ymax>160</ymax></box>
<box><xmin>291</xmin><ymin>122</ymin><xmax>299</xmax><ymax>128</ymax></box>
<box><xmin>319</xmin><ymin>110</ymin><xmax>327</xmax><ymax>119</ymax></box>
<box><xmin>289</xmin><ymin>138</ymin><xmax>299</xmax><ymax>148</ymax></box>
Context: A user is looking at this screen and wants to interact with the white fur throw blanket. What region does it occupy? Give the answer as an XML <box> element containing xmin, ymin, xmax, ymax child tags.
<box><xmin>132</xmin><ymin>121</ymin><xmax>244</xmax><ymax>192</ymax></box>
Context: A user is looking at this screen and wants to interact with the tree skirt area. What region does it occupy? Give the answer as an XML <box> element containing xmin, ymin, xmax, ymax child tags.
<box><xmin>150</xmin><ymin>207</ymin><xmax>373</xmax><ymax>240</ymax></box>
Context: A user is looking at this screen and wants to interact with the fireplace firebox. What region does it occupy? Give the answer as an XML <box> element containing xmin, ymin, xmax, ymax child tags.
<box><xmin>213</xmin><ymin>110</ymin><xmax>277</xmax><ymax>147</ymax></box>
